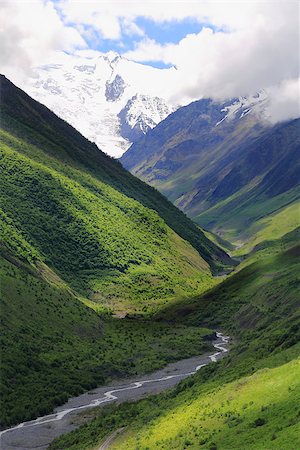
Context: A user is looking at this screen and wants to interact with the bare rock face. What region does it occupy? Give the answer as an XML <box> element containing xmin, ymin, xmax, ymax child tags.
<box><xmin>105</xmin><ymin>74</ymin><xmax>126</xmax><ymax>102</ymax></box>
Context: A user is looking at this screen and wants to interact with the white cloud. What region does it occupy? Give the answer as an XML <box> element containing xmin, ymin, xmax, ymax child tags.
<box><xmin>1</xmin><ymin>1</ymin><xmax>299</xmax><ymax>124</ymax></box>
<box><xmin>122</xmin><ymin>2</ymin><xmax>299</xmax><ymax>122</ymax></box>
<box><xmin>58</xmin><ymin>0</ymin><xmax>268</xmax><ymax>30</ymax></box>
<box><xmin>0</xmin><ymin>0</ymin><xmax>86</xmax><ymax>83</ymax></box>
<box><xmin>264</xmin><ymin>78</ymin><xmax>300</xmax><ymax>124</ymax></box>
<box><xmin>124</xmin><ymin>5</ymin><xmax>298</xmax><ymax>97</ymax></box>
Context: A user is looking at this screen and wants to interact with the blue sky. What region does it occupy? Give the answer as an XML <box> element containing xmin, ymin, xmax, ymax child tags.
<box><xmin>135</xmin><ymin>17</ymin><xmax>204</xmax><ymax>44</ymax></box>
<box><xmin>51</xmin><ymin>0</ymin><xmax>220</xmax><ymax>70</ymax></box>
<box><xmin>78</xmin><ymin>17</ymin><xmax>207</xmax><ymax>68</ymax></box>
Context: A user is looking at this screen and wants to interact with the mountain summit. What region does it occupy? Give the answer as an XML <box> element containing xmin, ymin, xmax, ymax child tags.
<box><xmin>21</xmin><ymin>52</ymin><xmax>176</xmax><ymax>157</ymax></box>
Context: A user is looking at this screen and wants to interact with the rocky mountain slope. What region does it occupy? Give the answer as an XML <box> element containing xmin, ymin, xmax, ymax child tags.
<box><xmin>22</xmin><ymin>52</ymin><xmax>176</xmax><ymax>157</ymax></box>
<box><xmin>121</xmin><ymin>95</ymin><xmax>300</xmax><ymax>244</ymax></box>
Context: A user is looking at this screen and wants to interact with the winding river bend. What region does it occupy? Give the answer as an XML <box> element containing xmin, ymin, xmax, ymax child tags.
<box><xmin>0</xmin><ymin>332</ymin><xmax>229</xmax><ymax>450</ymax></box>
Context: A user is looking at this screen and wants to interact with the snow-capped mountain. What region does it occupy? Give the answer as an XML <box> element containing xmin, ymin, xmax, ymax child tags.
<box><xmin>215</xmin><ymin>91</ymin><xmax>269</xmax><ymax>126</ymax></box>
<box><xmin>118</xmin><ymin>94</ymin><xmax>172</xmax><ymax>143</ymax></box>
<box><xmin>23</xmin><ymin>51</ymin><xmax>176</xmax><ymax>157</ymax></box>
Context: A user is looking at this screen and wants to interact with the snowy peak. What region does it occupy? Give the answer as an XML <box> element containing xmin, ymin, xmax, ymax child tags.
<box><xmin>215</xmin><ymin>91</ymin><xmax>268</xmax><ymax>126</ymax></box>
<box><xmin>23</xmin><ymin>52</ymin><xmax>176</xmax><ymax>157</ymax></box>
<box><xmin>119</xmin><ymin>94</ymin><xmax>173</xmax><ymax>143</ymax></box>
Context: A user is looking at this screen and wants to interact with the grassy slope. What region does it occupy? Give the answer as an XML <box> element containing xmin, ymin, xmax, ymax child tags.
<box><xmin>0</xmin><ymin>75</ymin><xmax>231</xmax><ymax>274</ymax></box>
<box><xmin>50</xmin><ymin>229</ymin><xmax>300</xmax><ymax>449</ymax></box>
<box><xmin>233</xmin><ymin>201</ymin><xmax>300</xmax><ymax>254</ymax></box>
<box><xmin>0</xmin><ymin>253</ymin><xmax>213</xmax><ymax>427</ymax></box>
<box><xmin>196</xmin><ymin>185</ymin><xmax>300</xmax><ymax>245</ymax></box>
<box><xmin>1</xmin><ymin>129</ymin><xmax>216</xmax><ymax>314</ymax></box>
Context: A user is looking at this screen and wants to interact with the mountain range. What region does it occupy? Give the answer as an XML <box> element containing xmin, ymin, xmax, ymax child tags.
<box><xmin>22</xmin><ymin>52</ymin><xmax>176</xmax><ymax>157</ymax></box>
<box><xmin>121</xmin><ymin>95</ymin><xmax>300</xmax><ymax>246</ymax></box>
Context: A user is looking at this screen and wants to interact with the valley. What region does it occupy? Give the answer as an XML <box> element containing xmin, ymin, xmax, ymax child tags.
<box><xmin>1</xmin><ymin>67</ymin><xmax>299</xmax><ymax>450</ymax></box>
<box><xmin>0</xmin><ymin>333</ymin><xmax>229</xmax><ymax>449</ymax></box>
<box><xmin>1</xmin><ymin>3</ymin><xmax>299</xmax><ymax>450</ymax></box>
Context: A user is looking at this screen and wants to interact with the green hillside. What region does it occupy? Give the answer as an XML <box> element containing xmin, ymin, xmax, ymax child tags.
<box><xmin>1</xmin><ymin>132</ymin><xmax>214</xmax><ymax>314</ymax></box>
<box><xmin>50</xmin><ymin>228</ymin><xmax>300</xmax><ymax>449</ymax></box>
<box><xmin>0</xmin><ymin>75</ymin><xmax>232</xmax><ymax>318</ymax></box>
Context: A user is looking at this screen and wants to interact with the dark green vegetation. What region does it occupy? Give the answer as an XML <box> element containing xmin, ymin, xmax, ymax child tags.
<box><xmin>50</xmin><ymin>227</ymin><xmax>300</xmax><ymax>449</ymax></box>
<box><xmin>0</xmin><ymin>254</ymin><xmax>213</xmax><ymax>427</ymax></box>
<box><xmin>121</xmin><ymin>98</ymin><xmax>300</xmax><ymax>245</ymax></box>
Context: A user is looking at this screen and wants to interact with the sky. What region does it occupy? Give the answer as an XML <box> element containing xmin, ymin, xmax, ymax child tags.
<box><xmin>0</xmin><ymin>0</ymin><xmax>299</xmax><ymax>123</ymax></box>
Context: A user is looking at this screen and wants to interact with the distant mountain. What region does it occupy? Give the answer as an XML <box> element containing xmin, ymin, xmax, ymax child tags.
<box><xmin>121</xmin><ymin>95</ymin><xmax>300</xmax><ymax>244</ymax></box>
<box><xmin>22</xmin><ymin>52</ymin><xmax>176</xmax><ymax>157</ymax></box>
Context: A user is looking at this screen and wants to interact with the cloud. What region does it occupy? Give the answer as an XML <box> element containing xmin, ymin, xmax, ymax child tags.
<box><xmin>124</xmin><ymin>4</ymin><xmax>298</xmax><ymax>100</ymax></box>
<box><xmin>0</xmin><ymin>0</ymin><xmax>86</xmax><ymax>83</ymax></box>
<box><xmin>1</xmin><ymin>1</ymin><xmax>299</xmax><ymax>124</ymax></box>
<box><xmin>264</xmin><ymin>78</ymin><xmax>300</xmax><ymax>124</ymax></box>
<box><xmin>58</xmin><ymin>0</ymin><xmax>269</xmax><ymax>31</ymax></box>
<box><xmin>122</xmin><ymin>2</ymin><xmax>299</xmax><ymax>122</ymax></box>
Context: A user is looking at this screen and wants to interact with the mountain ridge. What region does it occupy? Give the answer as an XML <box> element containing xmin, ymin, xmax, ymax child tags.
<box><xmin>121</xmin><ymin>96</ymin><xmax>300</xmax><ymax>244</ymax></box>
